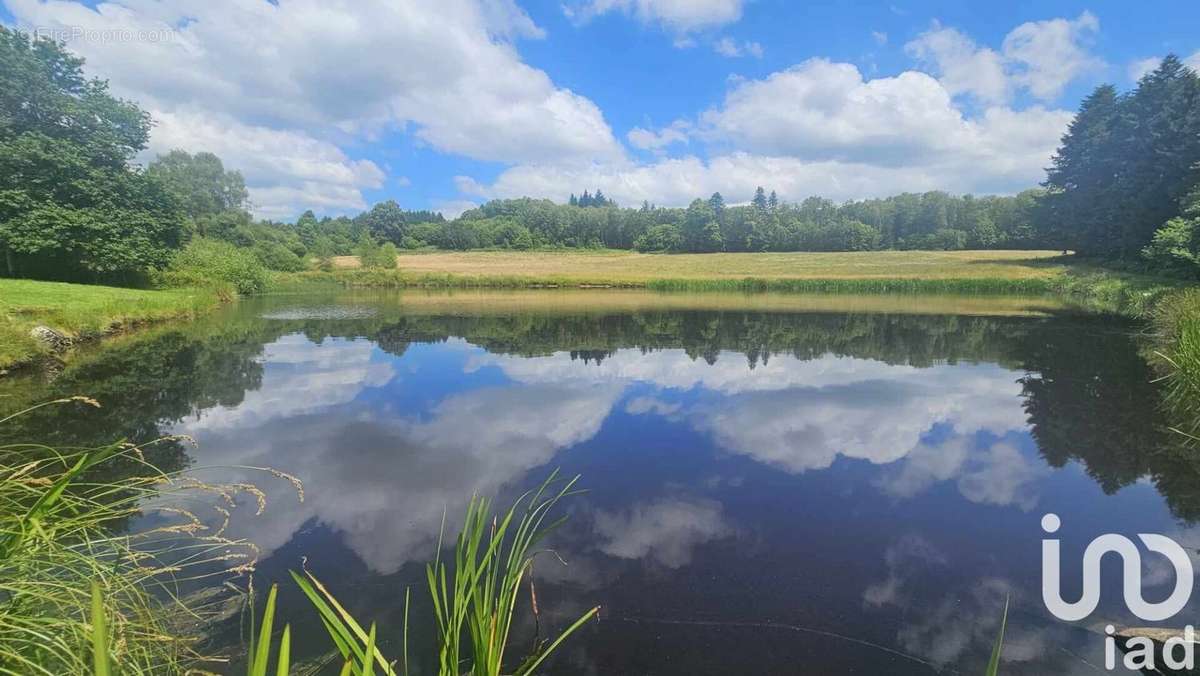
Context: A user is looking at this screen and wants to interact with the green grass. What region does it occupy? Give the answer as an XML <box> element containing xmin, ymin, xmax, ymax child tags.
<box><xmin>0</xmin><ymin>279</ymin><xmax>226</xmax><ymax>371</ymax></box>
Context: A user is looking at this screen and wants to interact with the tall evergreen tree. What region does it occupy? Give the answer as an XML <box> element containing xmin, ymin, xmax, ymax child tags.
<box><xmin>708</xmin><ymin>192</ymin><xmax>726</xmax><ymax>223</ymax></box>
<box><xmin>1041</xmin><ymin>84</ymin><xmax>1122</xmax><ymax>253</ymax></box>
<box><xmin>752</xmin><ymin>187</ymin><xmax>768</xmax><ymax>212</ymax></box>
<box><xmin>1113</xmin><ymin>55</ymin><xmax>1200</xmax><ymax>255</ymax></box>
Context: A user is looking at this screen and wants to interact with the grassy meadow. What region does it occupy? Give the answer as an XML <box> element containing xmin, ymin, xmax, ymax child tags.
<box><xmin>333</xmin><ymin>249</ymin><xmax>1069</xmax><ymax>282</ymax></box>
<box><xmin>0</xmin><ymin>279</ymin><xmax>223</xmax><ymax>370</ymax></box>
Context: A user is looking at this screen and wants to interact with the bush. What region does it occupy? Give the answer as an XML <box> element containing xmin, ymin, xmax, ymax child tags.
<box><xmin>363</xmin><ymin>241</ymin><xmax>398</xmax><ymax>269</ymax></box>
<box><xmin>354</xmin><ymin>235</ymin><xmax>398</xmax><ymax>269</ymax></box>
<box><xmin>166</xmin><ymin>238</ymin><xmax>267</xmax><ymax>295</ymax></box>
<box><xmin>1143</xmin><ymin>216</ymin><xmax>1200</xmax><ymax>278</ymax></box>
<box><xmin>254</xmin><ymin>242</ymin><xmax>306</xmax><ymax>272</ymax></box>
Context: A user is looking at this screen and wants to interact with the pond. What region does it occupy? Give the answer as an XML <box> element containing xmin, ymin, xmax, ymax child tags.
<box><xmin>2</xmin><ymin>290</ymin><xmax>1196</xmax><ymax>674</ymax></box>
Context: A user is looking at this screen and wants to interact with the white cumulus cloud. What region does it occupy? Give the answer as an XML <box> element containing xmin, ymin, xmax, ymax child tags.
<box><xmin>5</xmin><ymin>0</ymin><xmax>622</xmax><ymax>217</ymax></box>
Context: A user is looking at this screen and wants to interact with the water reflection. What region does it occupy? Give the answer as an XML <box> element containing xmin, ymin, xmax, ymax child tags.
<box><xmin>0</xmin><ymin>291</ymin><xmax>1195</xmax><ymax>674</ymax></box>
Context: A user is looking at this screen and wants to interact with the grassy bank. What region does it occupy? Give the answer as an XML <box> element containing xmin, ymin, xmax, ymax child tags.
<box><xmin>0</xmin><ymin>280</ymin><xmax>225</xmax><ymax>371</ymax></box>
<box><xmin>1147</xmin><ymin>289</ymin><xmax>1200</xmax><ymax>442</ymax></box>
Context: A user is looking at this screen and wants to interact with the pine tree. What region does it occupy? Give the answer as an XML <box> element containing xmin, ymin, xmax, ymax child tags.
<box><xmin>1115</xmin><ymin>55</ymin><xmax>1200</xmax><ymax>255</ymax></box>
<box><xmin>752</xmin><ymin>187</ymin><xmax>768</xmax><ymax>212</ymax></box>
<box><xmin>1040</xmin><ymin>85</ymin><xmax>1122</xmax><ymax>254</ymax></box>
<box><xmin>708</xmin><ymin>192</ymin><xmax>725</xmax><ymax>223</ymax></box>
<box><xmin>569</xmin><ymin>193</ymin><xmax>578</xmax><ymax>206</ymax></box>
<box><xmin>768</xmin><ymin>190</ymin><xmax>779</xmax><ymax>212</ymax></box>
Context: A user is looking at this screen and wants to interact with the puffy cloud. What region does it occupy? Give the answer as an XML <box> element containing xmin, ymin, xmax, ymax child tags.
<box><xmin>5</xmin><ymin>0</ymin><xmax>622</xmax><ymax>216</ymax></box>
<box><xmin>181</xmin><ymin>383</ymin><xmax>624</xmax><ymax>573</ymax></box>
<box><xmin>180</xmin><ymin>334</ymin><xmax>394</xmax><ymax>429</ymax></box>
<box><xmin>905</xmin><ymin>25</ymin><xmax>1009</xmax><ymax>103</ymax></box>
<box><xmin>466</xmin><ymin>59</ymin><xmax>1071</xmax><ymax>205</ymax></box>
<box><xmin>594</xmin><ymin>497</ymin><xmax>733</xmax><ymax>567</ymax></box>
<box><xmin>907</xmin><ymin>13</ymin><xmax>1100</xmax><ymax>103</ymax></box>
<box><xmin>1002</xmin><ymin>12</ymin><xmax>1102</xmax><ymax>100</ymax></box>
<box><xmin>565</xmin><ymin>0</ymin><xmax>746</xmax><ymax>33</ymax></box>
<box><xmin>875</xmin><ymin>436</ymin><xmax>1048</xmax><ymax>509</ymax></box>
<box><xmin>147</xmin><ymin>111</ymin><xmax>385</xmax><ymax>219</ymax></box>
<box><xmin>476</xmin><ymin>348</ymin><xmax>1030</xmax><ymax>474</ymax></box>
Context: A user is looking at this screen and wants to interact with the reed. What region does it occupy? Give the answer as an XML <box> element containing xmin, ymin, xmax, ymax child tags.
<box><xmin>0</xmin><ymin>398</ymin><xmax>264</xmax><ymax>674</ymax></box>
<box><xmin>239</xmin><ymin>472</ymin><xmax>598</xmax><ymax>676</ymax></box>
<box><xmin>1148</xmin><ymin>289</ymin><xmax>1200</xmax><ymax>441</ymax></box>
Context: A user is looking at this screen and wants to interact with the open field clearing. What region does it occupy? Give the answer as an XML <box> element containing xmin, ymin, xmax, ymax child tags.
<box><xmin>330</xmin><ymin>249</ymin><xmax>1068</xmax><ymax>282</ymax></box>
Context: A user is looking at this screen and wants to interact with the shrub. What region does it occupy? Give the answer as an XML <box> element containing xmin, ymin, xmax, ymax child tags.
<box><xmin>355</xmin><ymin>235</ymin><xmax>398</xmax><ymax>269</ymax></box>
<box><xmin>254</xmin><ymin>242</ymin><xmax>306</xmax><ymax>272</ymax></box>
<box><xmin>1143</xmin><ymin>216</ymin><xmax>1200</xmax><ymax>278</ymax></box>
<box><xmin>166</xmin><ymin>238</ymin><xmax>267</xmax><ymax>295</ymax></box>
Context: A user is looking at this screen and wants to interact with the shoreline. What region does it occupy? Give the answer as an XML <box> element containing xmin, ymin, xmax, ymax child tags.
<box><xmin>0</xmin><ymin>254</ymin><xmax>1189</xmax><ymax>374</ymax></box>
<box><xmin>0</xmin><ymin>279</ymin><xmax>228</xmax><ymax>373</ymax></box>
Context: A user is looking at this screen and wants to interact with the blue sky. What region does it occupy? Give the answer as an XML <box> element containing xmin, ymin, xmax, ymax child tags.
<box><xmin>3</xmin><ymin>0</ymin><xmax>1199</xmax><ymax>220</ymax></box>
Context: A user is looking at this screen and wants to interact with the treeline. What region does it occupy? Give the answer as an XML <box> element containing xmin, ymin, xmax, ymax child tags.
<box><xmin>425</xmin><ymin>188</ymin><xmax>1045</xmax><ymax>253</ymax></box>
<box><xmin>1038</xmin><ymin>55</ymin><xmax>1200</xmax><ymax>275</ymax></box>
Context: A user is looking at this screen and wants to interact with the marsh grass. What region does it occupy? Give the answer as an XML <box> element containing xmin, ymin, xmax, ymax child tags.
<box><xmin>0</xmin><ymin>398</ymin><xmax>265</xmax><ymax>674</ymax></box>
<box><xmin>1148</xmin><ymin>289</ymin><xmax>1200</xmax><ymax>441</ymax></box>
<box><xmin>236</xmin><ymin>472</ymin><xmax>598</xmax><ymax>676</ymax></box>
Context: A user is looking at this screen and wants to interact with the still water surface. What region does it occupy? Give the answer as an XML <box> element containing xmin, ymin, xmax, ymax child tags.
<box><xmin>3</xmin><ymin>291</ymin><xmax>1196</xmax><ymax>675</ymax></box>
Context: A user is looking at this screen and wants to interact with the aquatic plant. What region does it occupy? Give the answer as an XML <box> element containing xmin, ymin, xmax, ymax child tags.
<box><xmin>243</xmin><ymin>472</ymin><xmax>598</xmax><ymax>676</ymax></box>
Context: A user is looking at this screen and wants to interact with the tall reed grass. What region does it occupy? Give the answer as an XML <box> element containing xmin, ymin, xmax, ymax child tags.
<box><xmin>237</xmin><ymin>472</ymin><xmax>598</xmax><ymax>676</ymax></box>
<box><xmin>1149</xmin><ymin>289</ymin><xmax>1200</xmax><ymax>441</ymax></box>
<box><xmin>0</xmin><ymin>398</ymin><xmax>266</xmax><ymax>674</ymax></box>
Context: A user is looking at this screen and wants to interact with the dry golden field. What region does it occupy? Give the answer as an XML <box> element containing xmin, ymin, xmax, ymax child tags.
<box><xmin>330</xmin><ymin>249</ymin><xmax>1066</xmax><ymax>282</ymax></box>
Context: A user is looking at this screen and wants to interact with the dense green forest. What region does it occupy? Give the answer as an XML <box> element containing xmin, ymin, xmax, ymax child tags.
<box><xmin>2</xmin><ymin>26</ymin><xmax>1199</xmax><ymax>286</ymax></box>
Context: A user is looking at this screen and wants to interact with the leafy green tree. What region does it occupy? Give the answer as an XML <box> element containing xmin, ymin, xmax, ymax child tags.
<box><xmin>1143</xmin><ymin>186</ymin><xmax>1200</xmax><ymax>277</ymax></box>
<box><xmin>295</xmin><ymin>210</ymin><xmax>320</xmax><ymax>250</ymax></box>
<box><xmin>146</xmin><ymin>150</ymin><xmax>248</xmax><ymax>219</ymax></box>
<box><xmin>682</xmin><ymin>199</ymin><xmax>723</xmax><ymax>252</ymax></box>
<box><xmin>634</xmin><ymin>224</ymin><xmax>683</xmax><ymax>252</ymax></box>
<box><xmin>0</xmin><ymin>27</ymin><xmax>184</xmax><ymax>281</ymax></box>
<box><xmin>359</xmin><ymin>199</ymin><xmax>408</xmax><ymax>245</ymax></box>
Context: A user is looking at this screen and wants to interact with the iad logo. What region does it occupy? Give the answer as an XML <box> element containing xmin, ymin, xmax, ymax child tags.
<box><xmin>1041</xmin><ymin>513</ymin><xmax>1194</xmax><ymax>622</ymax></box>
<box><xmin>1042</xmin><ymin>514</ymin><xmax>1199</xmax><ymax>671</ymax></box>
